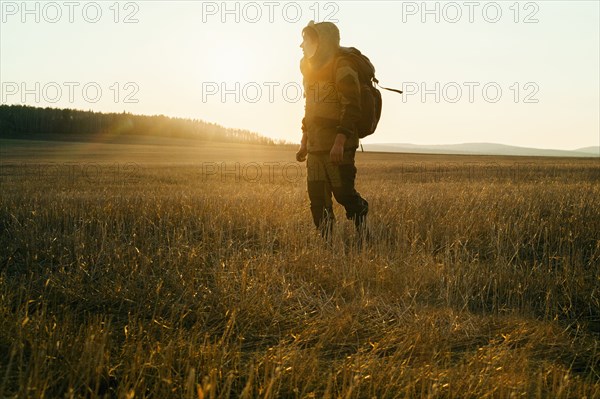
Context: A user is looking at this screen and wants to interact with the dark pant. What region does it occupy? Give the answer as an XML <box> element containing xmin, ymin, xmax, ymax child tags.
<box><xmin>306</xmin><ymin>150</ymin><xmax>369</xmax><ymax>237</ymax></box>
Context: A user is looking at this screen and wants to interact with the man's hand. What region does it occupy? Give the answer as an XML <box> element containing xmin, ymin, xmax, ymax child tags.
<box><xmin>330</xmin><ymin>133</ymin><xmax>346</xmax><ymax>164</ymax></box>
<box><xmin>296</xmin><ymin>144</ymin><xmax>308</xmax><ymax>162</ymax></box>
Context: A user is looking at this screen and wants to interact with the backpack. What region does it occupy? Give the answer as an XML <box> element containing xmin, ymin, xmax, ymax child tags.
<box><xmin>333</xmin><ymin>47</ymin><xmax>403</xmax><ymax>139</ymax></box>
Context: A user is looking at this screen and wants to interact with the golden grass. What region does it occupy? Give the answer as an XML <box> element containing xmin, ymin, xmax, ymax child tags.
<box><xmin>0</xmin><ymin>138</ymin><xmax>599</xmax><ymax>398</ymax></box>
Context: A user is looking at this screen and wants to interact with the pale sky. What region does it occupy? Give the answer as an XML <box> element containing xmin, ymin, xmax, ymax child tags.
<box><xmin>1</xmin><ymin>1</ymin><xmax>599</xmax><ymax>150</ymax></box>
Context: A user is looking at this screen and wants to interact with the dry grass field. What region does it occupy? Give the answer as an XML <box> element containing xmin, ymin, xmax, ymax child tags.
<box><xmin>1</xmin><ymin>138</ymin><xmax>599</xmax><ymax>398</ymax></box>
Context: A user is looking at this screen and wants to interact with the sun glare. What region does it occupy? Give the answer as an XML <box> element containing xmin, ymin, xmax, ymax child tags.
<box><xmin>208</xmin><ymin>44</ymin><xmax>256</xmax><ymax>82</ymax></box>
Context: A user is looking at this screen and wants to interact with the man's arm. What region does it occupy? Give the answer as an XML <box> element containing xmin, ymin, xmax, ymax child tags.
<box><xmin>296</xmin><ymin>118</ymin><xmax>308</xmax><ymax>162</ymax></box>
<box><xmin>329</xmin><ymin>132</ymin><xmax>347</xmax><ymax>164</ymax></box>
<box><xmin>330</xmin><ymin>57</ymin><xmax>361</xmax><ymax>163</ymax></box>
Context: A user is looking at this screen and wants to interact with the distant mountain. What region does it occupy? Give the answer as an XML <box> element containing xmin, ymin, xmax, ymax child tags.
<box><xmin>362</xmin><ymin>142</ymin><xmax>600</xmax><ymax>158</ymax></box>
<box><xmin>575</xmin><ymin>146</ymin><xmax>600</xmax><ymax>156</ymax></box>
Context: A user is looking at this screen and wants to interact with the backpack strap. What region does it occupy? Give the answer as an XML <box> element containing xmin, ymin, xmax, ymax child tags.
<box><xmin>375</xmin><ymin>80</ymin><xmax>403</xmax><ymax>94</ymax></box>
<box><xmin>331</xmin><ymin>53</ymin><xmax>354</xmax><ymax>83</ymax></box>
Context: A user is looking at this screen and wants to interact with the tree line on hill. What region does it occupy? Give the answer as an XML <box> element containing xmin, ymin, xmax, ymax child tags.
<box><xmin>0</xmin><ymin>105</ymin><xmax>276</xmax><ymax>145</ymax></box>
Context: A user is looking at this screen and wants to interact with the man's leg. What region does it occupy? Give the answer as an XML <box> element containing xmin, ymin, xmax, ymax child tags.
<box><xmin>329</xmin><ymin>150</ymin><xmax>369</xmax><ymax>234</ymax></box>
<box><xmin>307</xmin><ymin>153</ymin><xmax>335</xmax><ymax>240</ymax></box>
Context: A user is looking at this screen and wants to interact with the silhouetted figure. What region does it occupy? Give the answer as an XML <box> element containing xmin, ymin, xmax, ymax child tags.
<box><xmin>296</xmin><ymin>21</ymin><xmax>369</xmax><ymax>243</ymax></box>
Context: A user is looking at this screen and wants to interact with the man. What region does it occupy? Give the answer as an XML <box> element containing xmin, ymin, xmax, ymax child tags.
<box><xmin>296</xmin><ymin>20</ymin><xmax>369</xmax><ymax>242</ymax></box>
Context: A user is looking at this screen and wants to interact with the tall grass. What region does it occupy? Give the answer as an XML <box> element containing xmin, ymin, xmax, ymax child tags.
<box><xmin>1</xmin><ymin>153</ymin><xmax>599</xmax><ymax>398</ymax></box>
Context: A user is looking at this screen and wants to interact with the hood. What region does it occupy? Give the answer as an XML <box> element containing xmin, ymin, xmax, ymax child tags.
<box><xmin>301</xmin><ymin>20</ymin><xmax>340</xmax><ymax>70</ymax></box>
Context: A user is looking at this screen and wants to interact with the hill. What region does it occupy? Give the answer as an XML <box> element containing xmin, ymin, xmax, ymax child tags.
<box><xmin>575</xmin><ymin>146</ymin><xmax>600</xmax><ymax>156</ymax></box>
<box><xmin>363</xmin><ymin>142</ymin><xmax>600</xmax><ymax>158</ymax></box>
<box><xmin>0</xmin><ymin>104</ymin><xmax>275</xmax><ymax>146</ymax></box>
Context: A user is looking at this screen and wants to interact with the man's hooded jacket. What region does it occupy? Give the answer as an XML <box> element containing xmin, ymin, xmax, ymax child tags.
<box><xmin>300</xmin><ymin>21</ymin><xmax>361</xmax><ymax>153</ymax></box>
